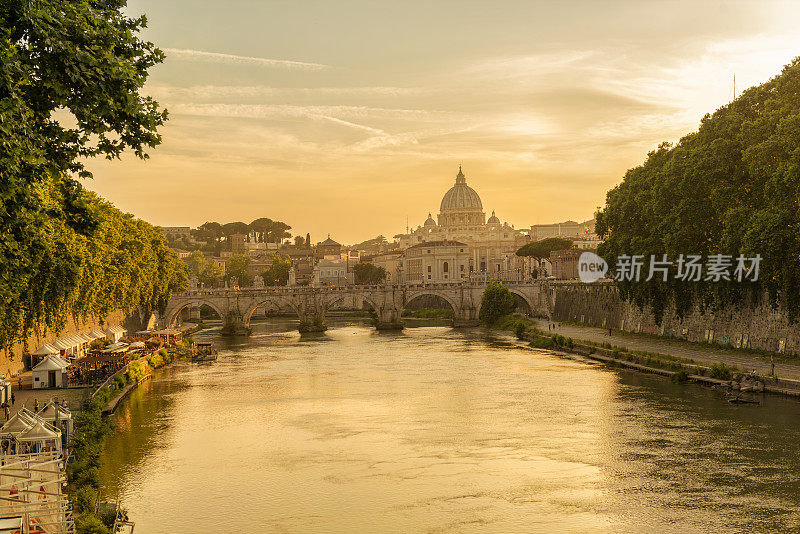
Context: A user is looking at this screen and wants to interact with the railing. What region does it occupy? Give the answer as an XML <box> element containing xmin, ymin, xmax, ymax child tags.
<box><xmin>175</xmin><ymin>280</ymin><xmax>544</xmax><ymax>297</ymax></box>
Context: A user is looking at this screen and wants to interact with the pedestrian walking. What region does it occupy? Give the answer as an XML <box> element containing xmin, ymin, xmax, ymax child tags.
<box><xmin>34</xmin><ymin>398</ymin><xmax>39</xmax><ymax>412</ymax></box>
<box><xmin>771</xmin><ymin>355</ymin><xmax>775</xmax><ymax>377</ymax></box>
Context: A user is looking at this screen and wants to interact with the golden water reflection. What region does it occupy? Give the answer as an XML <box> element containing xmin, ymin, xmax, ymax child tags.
<box><xmin>99</xmin><ymin>320</ymin><xmax>800</xmax><ymax>532</ymax></box>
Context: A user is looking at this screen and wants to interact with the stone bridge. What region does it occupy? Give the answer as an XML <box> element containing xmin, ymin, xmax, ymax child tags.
<box><xmin>163</xmin><ymin>281</ymin><xmax>549</xmax><ymax>334</ymax></box>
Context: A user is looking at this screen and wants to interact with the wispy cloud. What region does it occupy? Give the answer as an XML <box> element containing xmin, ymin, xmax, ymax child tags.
<box><xmin>148</xmin><ymin>84</ymin><xmax>424</xmax><ymax>100</ymax></box>
<box><xmin>162</xmin><ymin>48</ymin><xmax>329</xmax><ymax>70</ymax></box>
<box><xmin>167</xmin><ymin>103</ymin><xmax>453</xmax><ymax>121</ymax></box>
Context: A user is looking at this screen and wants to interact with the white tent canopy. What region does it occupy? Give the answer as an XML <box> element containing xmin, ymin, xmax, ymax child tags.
<box><xmin>0</xmin><ymin>413</ymin><xmax>32</xmax><ymax>437</ymax></box>
<box><xmin>66</xmin><ymin>335</ymin><xmax>85</xmax><ymax>347</ymax></box>
<box><xmin>51</xmin><ymin>339</ymin><xmax>72</xmax><ymax>351</ymax></box>
<box><xmin>17</xmin><ymin>421</ymin><xmax>59</xmax><ymax>442</ymax></box>
<box><xmin>89</xmin><ymin>329</ymin><xmax>106</xmax><ymax>340</ymax></box>
<box><xmin>38</xmin><ymin>402</ymin><xmax>71</xmax><ymax>423</ymax></box>
<box><xmin>104</xmin><ymin>325</ymin><xmax>126</xmax><ymax>336</ymax></box>
<box><xmin>32</xmin><ymin>343</ymin><xmax>59</xmax><ymax>356</ymax></box>
<box><xmin>32</xmin><ymin>356</ymin><xmax>70</xmax><ymax>372</ymax></box>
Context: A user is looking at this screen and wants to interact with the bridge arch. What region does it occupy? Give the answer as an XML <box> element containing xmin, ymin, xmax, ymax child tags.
<box><xmin>164</xmin><ymin>299</ymin><xmax>225</xmax><ymax>327</ymax></box>
<box><xmin>473</xmin><ymin>287</ymin><xmax>536</xmax><ymax>319</ymax></box>
<box><xmin>509</xmin><ymin>288</ymin><xmax>535</xmax><ymax>315</ymax></box>
<box><xmin>402</xmin><ymin>290</ymin><xmax>461</xmax><ymax>317</ymax></box>
<box><xmin>324</xmin><ymin>293</ymin><xmax>380</xmax><ymax>315</ymax></box>
<box><xmin>243</xmin><ymin>297</ymin><xmax>299</xmax><ymax>325</ymax></box>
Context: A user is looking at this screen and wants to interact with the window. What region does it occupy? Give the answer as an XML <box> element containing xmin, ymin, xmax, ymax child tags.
<box><xmin>427</xmin><ymin>266</ymin><xmax>431</xmax><ymax>273</ymax></box>
<box><xmin>480</xmin><ymin>261</ymin><xmax>486</xmax><ymax>271</ymax></box>
<box><xmin>443</xmin><ymin>262</ymin><xmax>449</xmax><ymax>273</ymax></box>
<box><xmin>427</xmin><ymin>275</ymin><xmax>431</xmax><ymax>279</ymax></box>
<box><xmin>460</xmin><ymin>265</ymin><xmax>464</xmax><ymax>271</ymax></box>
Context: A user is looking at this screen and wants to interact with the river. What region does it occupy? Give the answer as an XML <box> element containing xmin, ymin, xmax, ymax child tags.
<box><xmin>99</xmin><ymin>319</ymin><xmax>800</xmax><ymax>532</ymax></box>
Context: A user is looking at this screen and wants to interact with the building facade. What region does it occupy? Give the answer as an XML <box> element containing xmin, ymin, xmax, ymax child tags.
<box><xmin>399</xmin><ymin>241</ymin><xmax>470</xmax><ymax>284</ymax></box>
<box><xmin>530</xmin><ymin>219</ymin><xmax>596</xmax><ymax>241</ymax></box>
<box><xmin>315</xmin><ymin>236</ymin><xmax>342</xmax><ymax>259</ymax></box>
<box><xmin>313</xmin><ymin>257</ymin><xmax>353</xmax><ymax>286</ymax></box>
<box><xmin>371</xmin><ymin>251</ymin><xmax>403</xmax><ymax>283</ymax></box>
<box><xmin>550</xmin><ymin>248</ymin><xmax>588</xmax><ymax>279</ymax></box>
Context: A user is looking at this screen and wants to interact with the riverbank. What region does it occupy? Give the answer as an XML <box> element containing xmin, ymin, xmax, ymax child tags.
<box><xmin>67</xmin><ymin>325</ymin><xmax>206</xmax><ymax>533</ymax></box>
<box><xmin>491</xmin><ymin>315</ymin><xmax>800</xmax><ymax>400</ymax></box>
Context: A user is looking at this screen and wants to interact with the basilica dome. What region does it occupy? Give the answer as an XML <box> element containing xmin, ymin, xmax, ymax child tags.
<box><xmin>440</xmin><ymin>167</ymin><xmax>483</xmax><ymax>212</ymax></box>
<box><xmin>437</xmin><ymin>167</ymin><xmax>486</xmax><ymax>228</ymax></box>
<box><xmin>424</xmin><ymin>213</ymin><xmax>436</xmax><ymax>227</ymax></box>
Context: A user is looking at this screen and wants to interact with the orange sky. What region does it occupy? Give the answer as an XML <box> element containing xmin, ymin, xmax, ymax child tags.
<box><xmin>82</xmin><ymin>0</ymin><xmax>800</xmax><ymax>244</ymax></box>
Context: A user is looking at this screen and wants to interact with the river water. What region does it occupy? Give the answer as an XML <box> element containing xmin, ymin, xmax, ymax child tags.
<box><xmin>99</xmin><ymin>319</ymin><xmax>800</xmax><ymax>533</ymax></box>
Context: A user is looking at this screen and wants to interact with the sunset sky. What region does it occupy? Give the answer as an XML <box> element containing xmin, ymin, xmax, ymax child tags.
<box><xmin>85</xmin><ymin>0</ymin><xmax>800</xmax><ymax>244</ymax></box>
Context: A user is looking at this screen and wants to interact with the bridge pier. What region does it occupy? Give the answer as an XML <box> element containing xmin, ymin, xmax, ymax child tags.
<box><xmin>451</xmin><ymin>305</ymin><xmax>480</xmax><ymax>328</ymax></box>
<box><xmin>372</xmin><ymin>305</ymin><xmax>403</xmax><ymax>330</ymax></box>
<box><xmin>297</xmin><ymin>292</ymin><xmax>328</xmax><ymax>333</ymax></box>
<box><xmin>298</xmin><ymin>315</ymin><xmax>327</xmax><ymax>333</ymax></box>
<box><xmin>221</xmin><ymin>310</ymin><xmax>251</xmax><ymax>336</ymax></box>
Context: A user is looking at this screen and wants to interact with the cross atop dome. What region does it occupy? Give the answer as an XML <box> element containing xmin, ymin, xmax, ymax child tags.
<box><xmin>455</xmin><ymin>165</ymin><xmax>465</xmax><ymax>184</ymax></box>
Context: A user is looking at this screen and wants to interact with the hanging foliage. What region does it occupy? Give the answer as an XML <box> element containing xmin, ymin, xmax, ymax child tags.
<box><xmin>596</xmin><ymin>57</ymin><xmax>800</xmax><ymax>323</ymax></box>
<box><xmin>0</xmin><ymin>176</ymin><xmax>187</xmax><ymax>351</ymax></box>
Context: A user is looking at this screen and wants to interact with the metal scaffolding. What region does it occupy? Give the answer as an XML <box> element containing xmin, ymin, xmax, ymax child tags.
<box><xmin>0</xmin><ymin>412</ymin><xmax>75</xmax><ymax>534</ymax></box>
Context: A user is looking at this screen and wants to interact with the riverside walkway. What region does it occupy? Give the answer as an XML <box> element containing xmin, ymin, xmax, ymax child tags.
<box><xmin>533</xmin><ymin>319</ymin><xmax>800</xmax><ymax>382</ymax></box>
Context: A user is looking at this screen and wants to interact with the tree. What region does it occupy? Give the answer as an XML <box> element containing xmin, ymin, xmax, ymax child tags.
<box><xmin>596</xmin><ymin>57</ymin><xmax>800</xmax><ymax>323</ymax></box>
<box><xmin>516</xmin><ymin>238</ymin><xmax>573</xmax><ymax>259</ymax></box>
<box><xmin>221</xmin><ymin>222</ymin><xmax>249</xmax><ymax>240</ymax></box>
<box><xmin>262</xmin><ymin>254</ymin><xmax>291</xmax><ymax>286</ymax></box>
<box><xmin>249</xmin><ymin>217</ymin><xmax>274</xmax><ymax>243</ymax></box>
<box><xmin>249</xmin><ymin>217</ymin><xmax>291</xmax><ymax>243</ymax></box>
<box><xmin>479</xmin><ymin>281</ymin><xmax>517</xmax><ymax>326</ymax></box>
<box><xmin>0</xmin><ymin>2</ymin><xmax>172</xmax><ymax>351</ymax></box>
<box><xmin>352</xmin><ymin>235</ymin><xmax>388</xmax><ymax>252</ymax></box>
<box><xmin>353</xmin><ymin>263</ymin><xmax>388</xmax><ymax>284</ymax></box>
<box><xmin>267</xmin><ymin>221</ymin><xmax>292</xmax><ymax>243</ymax></box>
<box><xmin>185</xmin><ymin>251</ymin><xmax>221</xmax><ymax>287</ymax></box>
<box><xmin>294</xmin><ymin>236</ymin><xmax>305</xmax><ymax>247</ymax></box>
<box><xmin>198</xmin><ymin>261</ymin><xmax>222</xmax><ymax>288</ymax></box>
<box><xmin>166</xmin><ymin>233</ymin><xmax>198</xmax><ymax>251</ymax></box>
<box><xmin>225</xmin><ymin>255</ymin><xmax>252</xmax><ymax>287</ymax></box>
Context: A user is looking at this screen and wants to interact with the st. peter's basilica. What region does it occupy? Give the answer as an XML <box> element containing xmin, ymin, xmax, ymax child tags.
<box><xmin>395</xmin><ymin>167</ymin><xmax>530</xmax><ymax>277</ymax></box>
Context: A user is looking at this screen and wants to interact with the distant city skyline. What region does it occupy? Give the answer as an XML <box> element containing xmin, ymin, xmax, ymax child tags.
<box><xmin>82</xmin><ymin>0</ymin><xmax>800</xmax><ymax>243</ymax></box>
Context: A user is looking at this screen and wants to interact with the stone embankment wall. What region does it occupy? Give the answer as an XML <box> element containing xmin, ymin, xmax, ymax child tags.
<box><xmin>0</xmin><ymin>310</ymin><xmax>152</xmax><ymax>377</ymax></box>
<box><xmin>548</xmin><ymin>281</ymin><xmax>799</xmax><ymax>354</ymax></box>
